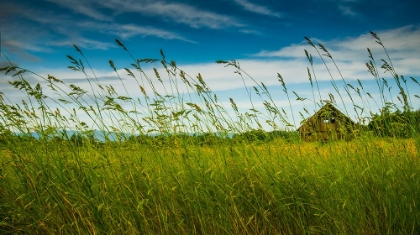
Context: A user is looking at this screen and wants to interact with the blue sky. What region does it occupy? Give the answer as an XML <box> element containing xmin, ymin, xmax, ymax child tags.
<box><xmin>1</xmin><ymin>0</ymin><xmax>420</xmax><ymax>131</ymax></box>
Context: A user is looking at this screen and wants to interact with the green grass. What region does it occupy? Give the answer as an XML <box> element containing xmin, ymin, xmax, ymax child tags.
<box><xmin>1</xmin><ymin>32</ymin><xmax>420</xmax><ymax>234</ymax></box>
<box><xmin>1</xmin><ymin>138</ymin><xmax>419</xmax><ymax>234</ymax></box>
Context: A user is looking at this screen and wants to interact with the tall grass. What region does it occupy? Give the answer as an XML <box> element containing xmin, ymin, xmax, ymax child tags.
<box><xmin>0</xmin><ymin>32</ymin><xmax>419</xmax><ymax>234</ymax></box>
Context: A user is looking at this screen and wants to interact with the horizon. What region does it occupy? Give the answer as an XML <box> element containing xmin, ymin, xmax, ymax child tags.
<box><xmin>1</xmin><ymin>0</ymin><xmax>420</xmax><ymax>132</ymax></box>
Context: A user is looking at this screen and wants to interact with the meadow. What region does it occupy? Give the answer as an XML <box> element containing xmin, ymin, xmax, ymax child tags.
<box><xmin>1</xmin><ymin>32</ymin><xmax>419</xmax><ymax>234</ymax></box>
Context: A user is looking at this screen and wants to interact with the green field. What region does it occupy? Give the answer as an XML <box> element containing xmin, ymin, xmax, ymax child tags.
<box><xmin>1</xmin><ymin>136</ymin><xmax>419</xmax><ymax>234</ymax></box>
<box><xmin>1</xmin><ymin>33</ymin><xmax>420</xmax><ymax>234</ymax></box>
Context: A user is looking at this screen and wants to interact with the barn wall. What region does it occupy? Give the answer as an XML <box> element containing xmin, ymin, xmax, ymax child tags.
<box><xmin>298</xmin><ymin>110</ymin><xmax>353</xmax><ymax>141</ymax></box>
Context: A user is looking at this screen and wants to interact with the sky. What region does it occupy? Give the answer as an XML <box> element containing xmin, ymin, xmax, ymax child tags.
<box><xmin>1</xmin><ymin>0</ymin><xmax>420</xmax><ymax>131</ymax></box>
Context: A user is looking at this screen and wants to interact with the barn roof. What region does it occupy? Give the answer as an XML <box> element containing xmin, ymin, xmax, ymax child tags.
<box><xmin>297</xmin><ymin>103</ymin><xmax>356</xmax><ymax>131</ymax></box>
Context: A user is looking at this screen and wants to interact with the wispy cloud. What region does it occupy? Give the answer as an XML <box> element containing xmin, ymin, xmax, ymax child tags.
<box><xmin>44</xmin><ymin>0</ymin><xmax>113</xmax><ymax>21</ymax></box>
<box><xmin>45</xmin><ymin>0</ymin><xmax>243</xmax><ymax>29</ymax></box>
<box><xmin>254</xmin><ymin>26</ymin><xmax>420</xmax><ymax>63</ymax></box>
<box><xmin>49</xmin><ymin>38</ymin><xmax>117</xmax><ymax>50</ymax></box>
<box><xmin>1</xmin><ymin>23</ymin><xmax>52</xmax><ymax>61</ymax></box>
<box><xmin>30</xmin><ymin>26</ymin><xmax>417</xmax><ymax>94</ymax></box>
<box><xmin>254</xmin><ymin>44</ymin><xmax>309</xmax><ymax>58</ymax></box>
<box><xmin>5</xmin><ymin>40</ymin><xmax>54</xmax><ymax>53</ymax></box>
<box><xmin>117</xmin><ymin>24</ymin><xmax>196</xmax><ymax>43</ymax></box>
<box><xmin>238</xmin><ymin>29</ymin><xmax>262</xmax><ymax>35</ymax></box>
<box><xmin>78</xmin><ymin>21</ymin><xmax>195</xmax><ymax>43</ymax></box>
<box><xmin>232</xmin><ymin>0</ymin><xmax>282</xmax><ymax>18</ymax></box>
<box><xmin>1</xmin><ymin>1</ymin><xmax>197</xmax><ymax>56</ymax></box>
<box><xmin>248</xmin><ymin>26</ymin><xmax>420</xmax><ymax>96</ymax></box>
<box><xmin>0</xmin><ymin>4</ymin><xmax>107</xmax><ymax>52</ymax></box>
<box><xmin>338</xmin><ymin>5</ymin><xmax>357</xmax><ymax>17</ymax></box>
<box><xmin>100</xmin><ymin>0</ymin><xmax>243</xmax><ymax>29</ymax></box>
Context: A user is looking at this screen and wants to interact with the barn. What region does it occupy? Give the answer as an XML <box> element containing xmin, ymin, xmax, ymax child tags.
<box><xmin>297</xmin><ymin>103</ymin><xmax>357</xmax><ymax>141</ymax></box>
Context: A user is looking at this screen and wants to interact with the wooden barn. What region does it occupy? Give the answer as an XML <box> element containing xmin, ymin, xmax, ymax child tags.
<box><xmin>297</xmin><ymin>103</ymin><xmax>357</xmax><ymax>141</ymax></box>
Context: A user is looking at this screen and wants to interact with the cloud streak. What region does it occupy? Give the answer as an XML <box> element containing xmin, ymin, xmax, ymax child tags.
<box><xmin>233</xmin><ymin>0</ymin><xmax>283</xmax><ymax>18</ymax></box>
<box><xmin>102</xmin><ymin>0</ymin><xmax>243</xmax><ymax>29</ymax></box>
<box><xmin>1</xmin><ymin>0</ymin><xmax>199</xmax><ymax>58</ymax></box>
<box><xmin>339</xmin><ymin>5</ymin><xmax>357</xmax><ymax>17</ymax></box>
<box><xmin>44</xmin><ymin>0</ymin><xmax>113</xmax><ymax>21</ymax></box>
<box><xmin>45</xmin><ymin>0</ymin><xmax>244</xmax><ymax>29</ymax></box>
<box><xmin>49</xmin><ymin>38</ymin><xmax>118</xmax><ymax>50</ymax></box>
<box><xmin>253</xmin><ymin>26</ymin><xmax>420</xmax><ymax>71</ymax></box>
<box><xmin>78</xmin><ymin>21</ymin><xmax>195</xmax><ymax>43</ymax></box>
<box><xmin>117</xmin><ymin>24</ymin><xmax>196</xmax><ymax>42</ymax></box>
<box><xmin>4</xmin><ymin>26</ymin><xmax>418</xmax><ymax>98</ymax></box>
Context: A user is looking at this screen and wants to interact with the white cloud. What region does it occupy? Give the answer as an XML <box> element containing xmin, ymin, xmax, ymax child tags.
<box><xmin>0</xmin><ymin>3</ymin><xmax>117</xmax><ymax>52</ymax></box>
<box><xmin>44</xmin><ymin>0</ymin><xmax>113</xmax><ymax>21</ymax></box>
<box><xmin>254</xmin><ymin>44</ymin><xmax>309</xmax><ymax>58</ymax></box>
<box><xmin>105</xmin><ymin>0</ymin><xmax>243</xmax><ymax>29</ymax></box>
<box><xmin>49</xmin><ymin>38</ymin><xmax>117</xmax><ymax>50</ymax></box>
<box><xmin>113</xmin><ymin>24</ymin><xmax>195</xmax><ymax>43</ymax></box>
<box><xmin>4</xmin><ymin>40</ymin><xmax>54</xmax><ymax>53</ymax></box>
<box><xmin>238</xmin><ymin>29</ymin><xmax>262</xmax><ymax>35</ymax></box>
<box><xmin>5</xmin><ymin>25</ymin><xmax>420</xmax><ymax>95</ymax></box>
<box><xmin>46</xmin><ymin>0</ymin><xmax>243</xmax><ymax>29</ymax></box>
<box><xmin>253</xmin><ymin>26</ymin><xmax>420</xmax><ymax>76</ymax></box>
<box><xmin>7</xmin><ymin>25</ymin><xmax>418</xmax><ymax>104</ymax></box>
<box><xmin>76</xmin><ymin>21</ymin><xmax>195</xmax><ymax>43</ymax></box>
<box><xmin>1</xmin><ymin>2</ymin><xmax>196</xmax><ymax>58</ymax></box>
<box><xmin>232</xmin><ymin>0</ymin><xmax>282</xmax><ymax>18</ymax></box>
<box><xmin>338</xmin><ymin>5</ymin><xmax>357</xmax><ymax>17</ymax></box>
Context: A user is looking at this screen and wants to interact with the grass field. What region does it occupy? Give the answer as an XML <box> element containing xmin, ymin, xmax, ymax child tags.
<box><xmin>1</xmin><ymin>32</ymin><xmax>420</xmax><ymax>234</ymax></box>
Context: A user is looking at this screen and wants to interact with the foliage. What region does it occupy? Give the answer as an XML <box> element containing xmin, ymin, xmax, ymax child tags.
<box><xmin>369</xmin><ymin>108</ymin><xmax>420</xmax><ymax>138</ymax></box>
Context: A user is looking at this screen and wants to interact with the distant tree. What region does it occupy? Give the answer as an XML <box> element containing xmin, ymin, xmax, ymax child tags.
<box><xmin>368</xmin><ymin>108</ymin><xmax>420</xmax><ymax>138</ymax></box>
<box><xmin>0</xmin><ymin>129</ymin><xmax>14</xmax><ymax>147</ymax></box>
<box><xmin>195</xmin><ymin>133</ymin><xmax>221</xmax><ymax>146</ymax></box>
<box><xmin>70</xmin><ymin>133</ymin><xmax>84</xmax><ymax>146</ymax></box>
